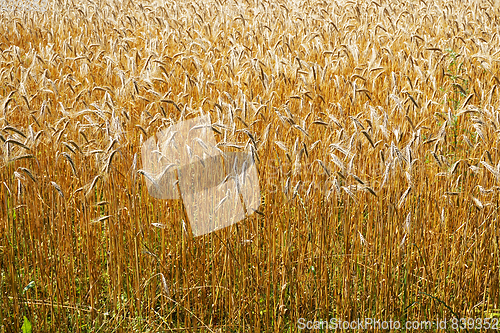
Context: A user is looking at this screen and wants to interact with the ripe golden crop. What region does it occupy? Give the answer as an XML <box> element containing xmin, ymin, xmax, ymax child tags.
<box><xmin>1</xmin><ymin>0</ymin><xmax>500</xmax><ymax>331</ymax></box>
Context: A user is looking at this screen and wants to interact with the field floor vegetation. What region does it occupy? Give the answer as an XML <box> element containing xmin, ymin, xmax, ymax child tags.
<box><xmin>2</xmin><ymin>0</ymin><xmax>500</xmax><ymax>331</ymax></box>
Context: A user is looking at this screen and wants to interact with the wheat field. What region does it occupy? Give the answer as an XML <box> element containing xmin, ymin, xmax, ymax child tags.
<box><xmin>2</xmin><ymin>0</ymin><xmax>500</xmax><ymax>331</ymax></box>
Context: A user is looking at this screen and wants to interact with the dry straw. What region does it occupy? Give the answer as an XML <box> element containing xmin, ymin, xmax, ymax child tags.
<box><xmin>1</xmin><ymin>0</ymin><xmax>500</xmax><ymax>330</ymax></box>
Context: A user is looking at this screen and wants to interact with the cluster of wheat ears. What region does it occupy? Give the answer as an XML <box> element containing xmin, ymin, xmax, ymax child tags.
<box><xmin>1</xmin><ymin>0</ymin><xmax>500</xmax><ymax>331</ymax></box>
